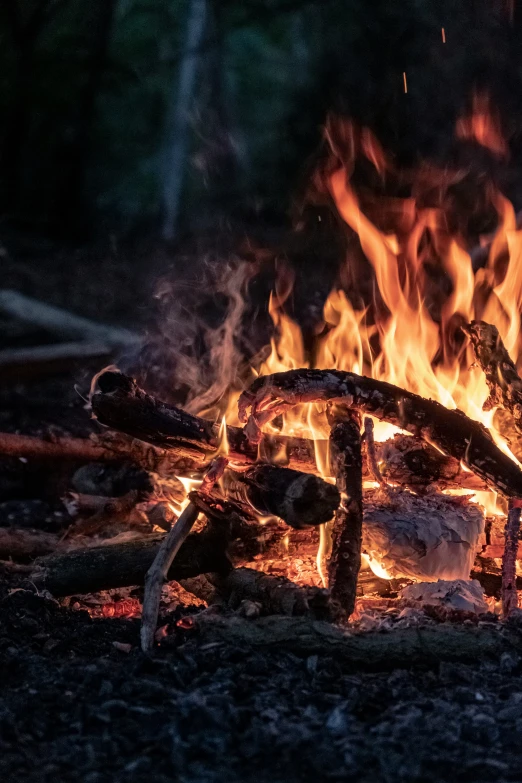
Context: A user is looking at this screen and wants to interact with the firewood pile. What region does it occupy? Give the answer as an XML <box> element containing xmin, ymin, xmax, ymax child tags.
<box><xmin>2</xmin><ymin>291</ymin><xmax>522</xmax><ymax>653</ymax></box>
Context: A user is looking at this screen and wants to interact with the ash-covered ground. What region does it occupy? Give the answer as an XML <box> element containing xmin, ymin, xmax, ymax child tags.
<box><xmin>1</xmin><ymin>591</ymin><xmax>522</xmax><ymax>783</ymax></box>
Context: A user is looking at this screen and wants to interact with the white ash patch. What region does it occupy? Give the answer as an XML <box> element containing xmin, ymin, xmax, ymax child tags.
<box><xmin>362</xmin><ymin>489</ymin><xmax>484</xmax><ymax>581</ymax></box>
<box><xmin>400</xmin><ymin>579</ymin><xmax>488</xmax><ymax>614</ymax></box>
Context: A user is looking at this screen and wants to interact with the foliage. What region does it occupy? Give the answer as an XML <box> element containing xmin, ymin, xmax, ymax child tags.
<box><xmin>0</xmin><ymin>0</ymin><xmax>518</xmax><ymax>237</ymax></box>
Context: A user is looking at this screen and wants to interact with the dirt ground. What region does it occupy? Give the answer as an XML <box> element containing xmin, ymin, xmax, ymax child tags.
<box><xmin>1</xmin><ymin>237</ymin><xmax>522</xmax><ymax>783</ymax></box>
<box><xmin>1</xmin><ymin>590</ymin><xmax>522</xmax><ymax>783</ymax></box>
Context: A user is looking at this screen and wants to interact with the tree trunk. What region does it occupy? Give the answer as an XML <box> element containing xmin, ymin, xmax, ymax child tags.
<box><xmin>56</xmin><ymin>0</ymin><xmax>118</xmax><ymax>230</ymax></box>
<box><xmin>161</xmin><ymin>0</ymin><xmax>207</xmax><ymax>241</ymax></box>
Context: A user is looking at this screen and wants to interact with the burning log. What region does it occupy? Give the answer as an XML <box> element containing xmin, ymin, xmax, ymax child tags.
<box><xmin>91</xmin><ymin>370</ymin><xmax>318</xmax><ymax>470</ymax></box>
<box><xmin>375</xmin><ymin>434</ymin><xmax>488</xmax><ymax>493</ymax></box>
<box><xmin>463</xmin><ymin>320</ymin><xmax>522</xmax><ymax>436</ymax></box>
<box><xmin>223</xmin><ymin>464</ymin><xmax>340</xmax><ymax>529</ymax></box>
<box><xmin>87</xmin><ymin>371</ymin><xmax>490</xmax><ymax>492</ymax></box>
<box><xmin>224</xmin><ymin>567</ymin><xmax>338</xmax><ymax>621</ymax></box>
<box><xmin>238</xmin><ymin>369</ymin><xmax>522</xmax><ymax>498</ymax></box>
<box><xmin>502</xmin><ymin>500</ymin><xmax>522</xmax><ymax>617</ymax></box>
<box><xmin>327</xmin><ymin>408</ymin><xmax>363</xmax><ymax>616</ymax></box>
<box><xmin>28</xmin><ymin>525</ymin><xmax>231</xmax><ymax>597</ymax></box>
<box><xmin>141</xmin><ymin>456</ymin><xmax>227</xmax><ymax>652</ymax></box>
<box><xmin>194</xmin><ymin>614</ymin><xmax>522</xmax><ymax>671</ymax></box>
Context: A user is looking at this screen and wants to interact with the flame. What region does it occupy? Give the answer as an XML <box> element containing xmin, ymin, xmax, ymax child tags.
<box><xmin>162</xmin><ymin>100</ymin><xmax>522</xmax><ymax>585</ymax></box>
<box><xmin>456</xmin><ymin>91</ymin><xmax>509</xmax><ymax>159</ymax></box>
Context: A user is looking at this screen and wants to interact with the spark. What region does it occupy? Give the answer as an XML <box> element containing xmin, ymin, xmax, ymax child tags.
<box><xmin>403</xmin><ymin>72</ymin><xmax>408</xmax><ymax>94</ymax></box>
<box><xmin>441</xmin><ymin>27</ymin><xmax>446</xmax><ymax>43</ymax></box>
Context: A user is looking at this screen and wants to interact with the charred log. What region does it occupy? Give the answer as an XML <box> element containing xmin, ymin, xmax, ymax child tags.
<box><xmin>225</xmin><ymin>464</ymin><xmax>340</xmax><ymax>529</ymax></box>
<box><xmin>194</xmin><ymin>614</ymin><xmax>522</xmax><ymax>671</ymax></box>
<box><xmin>223</xmin><ymin>567</ymin><xmax>339</xmax><ymax>621</ymax></box>
<box><xmin>29</xmin><ymin>526</ymin><xmax>231</xmax><ymax>597</ymax></box>
<box><xmin>502</xmin><ymin>501</ymin><xmax>522</xmax><ymax>617</ymax></box>
<box><xmin>91</xmin><ymin>370</ymin><xmax>318</xmax><ymax>470</ymax></box>
<box><xmin>327</xmin><ymin>408</ymin><xmax>363</xmax><ymax>616</ymax></box>
<box><xmin>239</xmin><ymin>369</ymin><xmax>522</xmax><ymax>498</ymax></box>
<box><xmin>375</xmin><ymin>434</ymin><xmax>488</xmax><ymax>493</ymax></box>
<box><xmin>463</xmin><ymin>320</ymin><xmax>522</xmax><ymax>435</ymax></box>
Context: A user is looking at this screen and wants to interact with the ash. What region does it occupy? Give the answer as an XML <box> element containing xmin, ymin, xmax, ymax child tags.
<box><xmin>1</xmin><ymin>591</ymin><xmax>521</xmax><ymax>783</ymax></box>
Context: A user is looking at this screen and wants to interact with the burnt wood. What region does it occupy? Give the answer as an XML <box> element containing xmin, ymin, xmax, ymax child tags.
<box><xmin>92</xmin><ymin>371</ymin><xmax>318</xmax><ymax>470</ymax></box>
<box><xmin>30</xmin><ymin>526</ymin><xmax>231</xmax><ymax>597</ymax></box>
<box><xmin>327</xmin><ymin>409</ymin><xmax>363</xmax><ymax>616</ymax></box>
<box><xmin>463</xmin><ymin>320</ymin><xmax>522</xmax><ymax>435</ymax></box>
<box><xmin>239</xmin><ymin>369</ymin><xmax>522</xmax><ymax>498</ymax></box>
<box><xmin>226</xmin><ymin>464</ymin><xmax>340</xmax><ymax>529</ymax></box>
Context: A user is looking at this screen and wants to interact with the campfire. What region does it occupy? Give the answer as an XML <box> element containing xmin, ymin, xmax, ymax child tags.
<box><xmin>3</xmin><ymin>104</ymin><xmax>522</xmax><ymax>652</ymax></box>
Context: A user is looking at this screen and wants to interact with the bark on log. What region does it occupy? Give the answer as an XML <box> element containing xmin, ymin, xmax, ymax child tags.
<box><xmin>239</xmin><ymin>369</ymin><xmax>522</xmax><ymax>498</ymax></box>
<box><xmin>89</xmin><ymin>371</ymin><xmax>492</xmax><ymax>492</ymax></box>
<box><xmin>194</xmin><ymin>614</ymin><xmax>522</xmax><ymax>670</ymax></box>
<box><xmin>328</xmin><ymin>409</ymin><xmax>363</xmax><ymax>616</ymax></box>
<box><xmin>223</xmin><ymin>567</ymin><xmax>339</xmax><ymax>621</ymax></box>
<box><xmin>225</xmin><ymin>464</ymin><xmax>340</xmax><ymax>529</ymax></box>
<box><xmin>29</xmin><ymin>527</ymin><xmax>231</xmax><ymax>597</ymax></box>
<box><xmin>463</xmin><ymin>320</ymin><xmax>522</xmax><ymax>435</ymax></box>
<box><xmin>91</xmin><ymin>371</ymin><xmax>319</xmax><ymax>470</ymax></box>
<box><xmin>376</xmin><ymin>434</ymin><xmax>488</xmax><ymax>493</ymax></box>
<box><xmin>502</xmin><ymin>501</ymin><xmax>522</xmax><ymax>617</ymax></box>
<box><xmin>0</xmin><ymin>430</ymin><xmax>198</xmax><ymax>477</ymax></box>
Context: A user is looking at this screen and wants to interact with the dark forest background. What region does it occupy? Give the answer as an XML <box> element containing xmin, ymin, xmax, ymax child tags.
<box><xmin>0</xmin><ymin>0</ymin><xmax>521</xmax><ymax>244</ymax></box>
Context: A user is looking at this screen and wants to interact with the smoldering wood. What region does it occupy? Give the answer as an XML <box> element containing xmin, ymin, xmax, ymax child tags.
<box><xmin>502</xmin><ymin>502</ymin><xmax>522</xmax><ymax>617</ymax></box>
<box><xmin>0</xmin><ymin>289</ymin><xmax>139</xmax><ymax>347</ymax></box>
<box><xmin>225</xmin><ymin>464</ymin><xmax>340</xmax><ymax>529</ymax></box>
<box><xmin>238</xmin><ymin>369</ymin><xmax>522</xmax><ymax>498</ymax></box>
<box><xmin>91</xmin><ymin>370</ymin><xmax>320</xmax><ymax>470</ymax></box>
<box><xmin>375</xmin><ymin>434</ymin><xmax>488</xmax><ymax>493</ymax></box>
<box><xmin>0</xmin><ymin>341</ymin><xmax>114</xmax><ymax>384</ymax></box>
<box><xmin>29</xmin><ymin>527</ymin><xmax>232</xmax><ymax>597</ymax></box>
<box><xmin>90</xmin><ymin>371</ymin><xmax>490</xmax><ymax>492</ymax></box>
<box><xmin>194</xmin><ymin>614</ymin><xmax>522</xmax><ymax>671</ymax></box>
<box><xmin>464</xmin><ymin>320</ymin><xmax>522</xmax><ymax>435</ymax></box>
<box><xmin>328</xmin><ymin>409</ymin><xmax>363</xmax><ymax>616</ymax></box>
<box><xmin>222</xmin><ymin>567</ymin><xmax>339</xmax><ymax>621</ymax></box>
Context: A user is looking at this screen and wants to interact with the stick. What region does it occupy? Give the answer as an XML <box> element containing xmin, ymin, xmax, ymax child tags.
<box><xmin>0</xmin><ymin>289</ymin><xmax>139</xmax><ymax>347</ymax></box>
<box><xmin>0</xmin><ymin>430</ymin><xmax>198</xmax><ymax>476</ymax></box>
<box><xmin>363</xmin><ymin>417</ymin><xmax>394</xmax><ymax>496</ymax></box>
<box><xmin>238</xmin><ymin>369</ymin><xmax>522</xmax><ymax>498</ymax></box>
<box><xmin>502</xmin><ymin>500</ymin><xmax>522</xmax><ymax>617</ymax></box>
<box><xmin>327</xmin><ymin>408</ymin><xmax>363</xmax><ymax>616</ymax></box>
<box><xmin>141</xmin><ymin>503</ymin><xmax>200</xmax><ymax>652</ymax></box>
<box><xmin>0</xmin><ymin>341</ymin><xmax>114</xmax><ymax>383</ymax></box>
<box><xmin>140</xmin><ymin>456</ymin><xmax>228</xmax><ymax>652</ymax></box>
<box><xmin>463</xmin><ymin>320</ymin><xmax>522</xmax><ymax>435</ymax></box>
